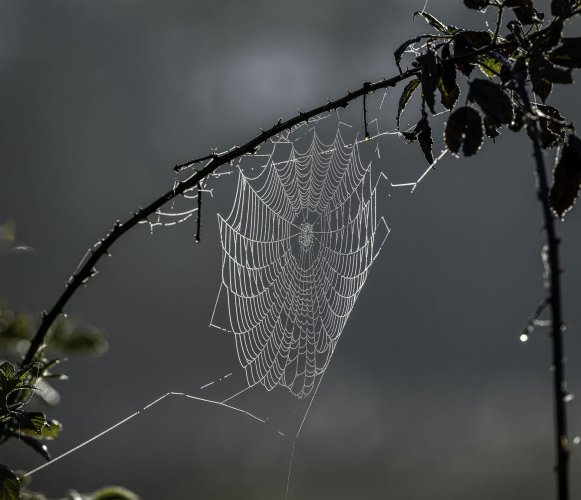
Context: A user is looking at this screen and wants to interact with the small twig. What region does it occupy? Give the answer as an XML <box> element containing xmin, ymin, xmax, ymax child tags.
<box><xmin>363</xmin><ymin>82</ymin><xmax>371</xmax><ymax>140</ymax></box>
<box><xmin>174</xmin><ymin>153</ymin><xmax>217</xmax><ymax>173</ymax></box>
<box><xmin>195</xmin><ymin>182</ymin><xmax>202</xmax><ymax>243</ymax></box>
<box><xmin>493</xmin><ymin>4</ymin><xmax>504</xmax><ymax>43</ymax></box>
<box><xmin>520</xmin><ymin>296</ymin><xmax>550</xmax><ymax>341</ymax></box>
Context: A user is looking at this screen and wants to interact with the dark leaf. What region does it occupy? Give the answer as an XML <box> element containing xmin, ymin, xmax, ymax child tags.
<box><xmin>469</xmin><ymin>79</ymin><xmax>513</xmax><ymax>126</ymax></box>
<box><xmin>529</xmin><ymin>53</ymin><xmax>553</xmax><ymax>102</ymax></box>
<box><xmin>543</xmin><ymin>65</ymin><xmax>573</xmax><ymax>84</ymax></box>
<box><xmin>394</xmin><ymin>35</ymin><xmax>434</xmax><ymax>72</ymax></box>
<box><xmin>464</xmin><ymin>0</ymin><xmax>489</xmax><ymax>10</ymax></box>
<box><xmin>533</xmin><ymin>20</ymin><xmax>563</xmax><ymax>50</ymax></box>
<box><xmin>551</xmin><ymin>0</ymin><xmax>572</xmax><ymax>17</ymax></box>
<box><xmin>438</xmin><ymin>78</ymin><xmax>460</xmax><ymax>110</ymax></box>
<box><xmin>417</xmin><ymin>116</ymin><xmax>434</xmax><ymax>164</ymax></box>
<box><xmin>445</xmin><ymin>106</ymin><xmax>484</xmax><ymax>156</ymax></box>
<box><xmin>484</xmin><ymin>116</ymin><xmax>500</xmax><ymax>138</ymax></box>
<box><xmin>397</xmin><ymin>78</ymin><xmax>421</xmax><ymax>128</ymax></box>
<box><xmin>550</xmin><ymin>134</ymin><xmax>581</xmax><ymax>218</ymax></box>
<box><xmin>453</xmin><ymin>31</ymin><xmax>492</xmax><ymax>76</ymax></box>
<box><xmin>19</xmin><ymin>434</ymin><xmax>52</xmax><ymax>461</ymax></box>
<box><xmin>413</xmin><ymin>11</ymin><xmax>453</xmax><ymax>34</ymax></box>
<box><xmin>0</xmin><ymin>465</ymin><xmax>20</xmax><ymax>500</ymax></box>
<box><xmin>505</xmin><ymin>0</ymin><xmax>541</xmax><ymax>25</ymax></box>
<box><xmin>549</xmin><ymin>38</ymin><xmax>581</xmax><ymax>68</ymax></box>
<box><xmin>16</xmin><ymin>411</ymin><xmax>47</xmax><ymax>434</ymax></box>
<box><xmin>531</xmin><ymin>105</ymin><xmax>571</xmax><ymax>148</ymax></box>
<box><xmin>418</xmin><ymin>47</ymin><xmax>441</xmax><ymax>114</ymax></box>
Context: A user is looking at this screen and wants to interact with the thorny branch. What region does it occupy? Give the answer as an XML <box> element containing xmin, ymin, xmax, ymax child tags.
<box><xmin>515</xmin><ymin>71</ymin><xmax>570</xmax><ymax>500</ymax></box>
<box><xmin>21</xmin><ymin>67</ymin><xmax>422</xmax><ymax>368</ymax></box>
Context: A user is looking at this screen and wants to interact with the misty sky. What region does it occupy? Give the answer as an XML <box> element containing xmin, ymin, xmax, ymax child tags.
<box><xmin>1</xmin><ymin>1</ymin><xmax>580</xmax><ymax>499</ymax></box>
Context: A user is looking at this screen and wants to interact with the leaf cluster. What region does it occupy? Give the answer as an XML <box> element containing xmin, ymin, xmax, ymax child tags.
<box><xmin>395</xmin><ymin>0</ymin><xmax>581</xmax><ymax>218</ymax></box>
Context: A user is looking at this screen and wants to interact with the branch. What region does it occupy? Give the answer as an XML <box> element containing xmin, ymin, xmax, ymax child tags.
<box><xmin>20</xmin><ymin>67</ymin><xmax>421</xmax><ymax>368</ymax></box>
<box><xmin>515</xmin><ymin>70</ymin><xmax>570</xmax><ymax>500</ymax></box>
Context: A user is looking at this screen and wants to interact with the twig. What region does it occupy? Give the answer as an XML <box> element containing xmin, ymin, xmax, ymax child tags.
<box><xmin>515</xmin><ymin>69</ymin><xmax>570</xmax><ymax>500</ymax></box>
<box><xmin>195</xmin><ymin>182</ymin><xmax>202</xmax><ymax>243</ymax></box>
<box><xmin>20</xmin><ymin>67</ymin><xmax>422</xmax><ymax>368</ymax></box>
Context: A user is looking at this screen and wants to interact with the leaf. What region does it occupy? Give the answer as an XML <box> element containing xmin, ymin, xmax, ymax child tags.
<box><xmin>453</xmin><ymin>31</ymin><xmax>492</xmax><ymax>76</ymax></box>
<box><xmin>91</xmin><ymin>486</ymin><xmax>141</xmax><ymax>500</ymax></box>
<box><xmin>445</xmin><ymin>106</ymin><xmax>484</xmax><ymax>156</ymax></box>
<box><xmin>19</xmin><ymin>434</ymin><xmax>52</xmax><ymax>461</ymax></box>
<box><xmin>438</xmin><ymin>79</ymin><xmax>460</xmax><ymax>111</ymax></box>
<box><xmin>18</xmin><ymin>418</ymin><xmax>62</xmax><ymax>440</ymax></box>
<box><xmin>439</xmin><ymin>44</ymin><xmax>460</xmax><ymax>110</ymax></box>
<box><xmin>417</xmin><ymin>116</ymin><xmax>434</xmax><ymax>164</ymax></box>
<box><xmin>418</xmin><ymin>47</ymin><xmax>441</xmax><ymax>114</ymax></box>
<box><xmin>529</xmin><ymin>53</ymin><xmax>553</xmax><ymax>102</ymax></box>
<box><xmin>484</xmin><ymin>116</ymin><xmax>500</xmax><ymax>139</ymax></box>
<box><xmin>397</xmin><ymin>78</ymin><xmax>421</xmax><ymax>128</ymax></box>
<box><xmin>533</xmin><ymin>19</ymin><xmax>563</xmax><ymax>50</ymax></box>
<box><xmin>505</xmin><ymin>0</ymin><xmax>542</xmax><ymax>25</ymax></box>
<box><xmin>479</xmin><ymin>55</ymin><xmax>503</xmax><ymax>79</ymax></box>
<box><xmin>531</xmin><ymin>105</ymin><xmax>570</xmax><ymax>149</ymax></box>
<box><xmin>17</xmin><ymin>411</ymin><xmax>47</xmax><ymax>435</ymax></box>
<box><xmin>551</xmin><ymin>0</ymin><xmax>572</xmax><ymax>17</ymax></box>
<box><xmin>0</xmin><ymin>465</ymin><xmax>20</xmax><ymax>500</ymax></box>
<box><xmin>464</xmin><ymin>0</ymin><xmax>489</xmax><ymax>9</ymax></box>
<box><xmin>468</xmin><ymin>79</ymin><xmax>513</xmax><ymax>126</ymax></box>
<box><xmin>394</xmin><ymin>35</ymin><xmax>434</xmax><ymax>72</ymax></box>
<box><xmin>550</xmin><ymin>134</ymin><xmax>581</xmax><ymax>218</ymax></box>
<box><xmin>549</xmin><ymin>38</ymin><xmax>581</xmax><ymax>68</ymax></box>
<box><xmin>413</xmin><ymin>11</ymin><xmax>452</xmax><ymax>34</ymax></box>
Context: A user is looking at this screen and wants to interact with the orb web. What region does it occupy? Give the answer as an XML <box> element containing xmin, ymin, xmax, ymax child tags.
<box><xmin>211</xmin><ymin>125</ymin><xmax>389</xmax><ymax>398</ymax></box>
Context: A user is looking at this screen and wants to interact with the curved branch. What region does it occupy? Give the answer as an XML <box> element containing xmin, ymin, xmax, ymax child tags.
<box><xmin>21</xmin><ymin>67</ymin><xmax>421</xmax><ymax>368</ymax></box>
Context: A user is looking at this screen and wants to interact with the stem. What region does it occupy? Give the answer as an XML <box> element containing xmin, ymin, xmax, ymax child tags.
<box><xmin>20</xmin><ymin>67</ymin><xmax>421</xmax><ymax>368</ymax></box>
<box><xmin>516</xmin><ymin>76</ymin><xmax>569</xmax><ymax>500</ymax></box>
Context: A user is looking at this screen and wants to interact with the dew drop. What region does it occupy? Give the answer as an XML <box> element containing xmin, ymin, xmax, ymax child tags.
<box><xmin>520</xmin><ymin>333</ymin><xmax>529</xmax><ymax>343</ymax></box>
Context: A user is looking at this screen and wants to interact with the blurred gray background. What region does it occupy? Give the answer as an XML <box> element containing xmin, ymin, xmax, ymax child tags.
<box><xmin>1</xmin><ymin>0</ymin><xmax>580</xmax><ymax>498</ymax></box>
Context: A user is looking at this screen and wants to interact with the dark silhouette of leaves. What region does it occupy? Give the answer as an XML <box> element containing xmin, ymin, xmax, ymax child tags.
<box><xmin>397</xmin><ymin>78</ymin><xmax>421</xmax><ymax>128</ymax></box>
<box><xmin>417</xmin><ymin>116</ymin><xmax>434</xmax><ymax>164</ymax></box>
<box><xmin>453</xmin><ymin>31</ymin><xmax>492</xmax><ymax>76</ymax></box>
<box><xmin>445</xmin><ymin>106</ymin><xmax>484</xmax><ymax>156</ymax></box>
<box><xmin>19</xmin><ymin>435</ymin><xmax>52</xmax><ymax>461</ymax></box>
<box><xmin>505</xmin><ymin>0</ymin><xmax>542</xmax><ymax>25</ymax></box>
<box><xmin>464</xmin><ymin>0</ymin><xmax>489</xmax><ymax>10</ymax></box>
<box><xmin>549</xmin><ymin>37</ymin><xmax>581</xmax><ymax>68</ymax></box>
<box><xmin>529</xmin><ymin>53</ymin><xmax>554</xmax><ymax>101</ymax></box>
<box><xmin>550</xmin><ymin>134</ymin><xmax>581</xmax><ymax>218</ymax></box>
<box><xmin>469</xmin><ymin>79</ymin><xmax>513</xmax><ymax>126</ymax></box>
<box><xmin>533</xmin><ymin>19</ymin><xmax>563</xmax><ymax>50</ymax></box>
<box><xmin>551</xmin><ymin>0</ymin><xmax>572</xmax><ymax>18</ymax></box>
<box><xmin>418</xmin><ymin>48</ymin><xmax>441</xmax><ymax>114</ymax></box>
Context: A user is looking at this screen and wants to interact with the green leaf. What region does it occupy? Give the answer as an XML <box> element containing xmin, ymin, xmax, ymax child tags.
<box><xmin>418</xmin><ymin>47</ymin><xmax>441</xmax><ymax>114</ymax></box>
<box><xmin>0</xmin><ymin>465</ymin><xmax>20</xmax><ymax>500</ymax></box>
<box><xmin>468</xmin><ymin>79</ymin><xmax>513</xmax><ymax>126</ymax></box>
<box><xmin>17</xmin><ymin>411</ymin><xmax>47</xmax><ymax>435</ymax></box>
<box><xmin>464</xmin><ymin>0</ymin><xmax>489</xmax><ymax>10</ymax></box>
<box><xmin>445</xmin><ymin>106</ymin><xmax>484</xmax><ymax>156</ymax></box>
<box><xmin>417</xmin><ymin>116</ymin><xmax>434</xmax><ymax>164</ymax></box>
<box><xmin>413</xmin><ymin>11</ymin><xmax>453</xmax><ymax>34</ymax></box>
<box><xmin>90</xmin><ymin>486</ymin><xmax>140</xmax><ymax>500</ymax></box>
<box><xmin>397</xmin><ymin>78</ymin><xmax>421</xmax><ymax>128</ymax></box>
<box><xmin>478</xmin><ymin>55</ymin><xmax>503</xmax><ymax>79</ymax></box>
<box><xmin>0</xmin><ymin>362</ymin><xmax>15</xmax><ymax>383</ymax></box>
<box><xmin>549</xmin><ymin>38</ymin><xmax>581</xmax><ymax>68</ymax></box>
<box><xmin>550</xmin><ymin>134</ymin><xmax>581</xmax><ymax>219</ymax></box>
<box><xmin>18</xmin><ymin>418</ymin><xmax>62</xmax><ymax>440</ymax></box>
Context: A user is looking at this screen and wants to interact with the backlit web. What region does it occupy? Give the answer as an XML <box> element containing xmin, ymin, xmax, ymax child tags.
<box><xmin>211</xmin><ymin>125</ymin><xmax>387</xmax><ymax>398</ymax></box>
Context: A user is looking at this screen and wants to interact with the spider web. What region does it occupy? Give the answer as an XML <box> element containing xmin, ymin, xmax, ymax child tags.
<box><xmin>210</xmin><ymin>125</ymin><xmax>388</xmax><ymax>398</ymax></box>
